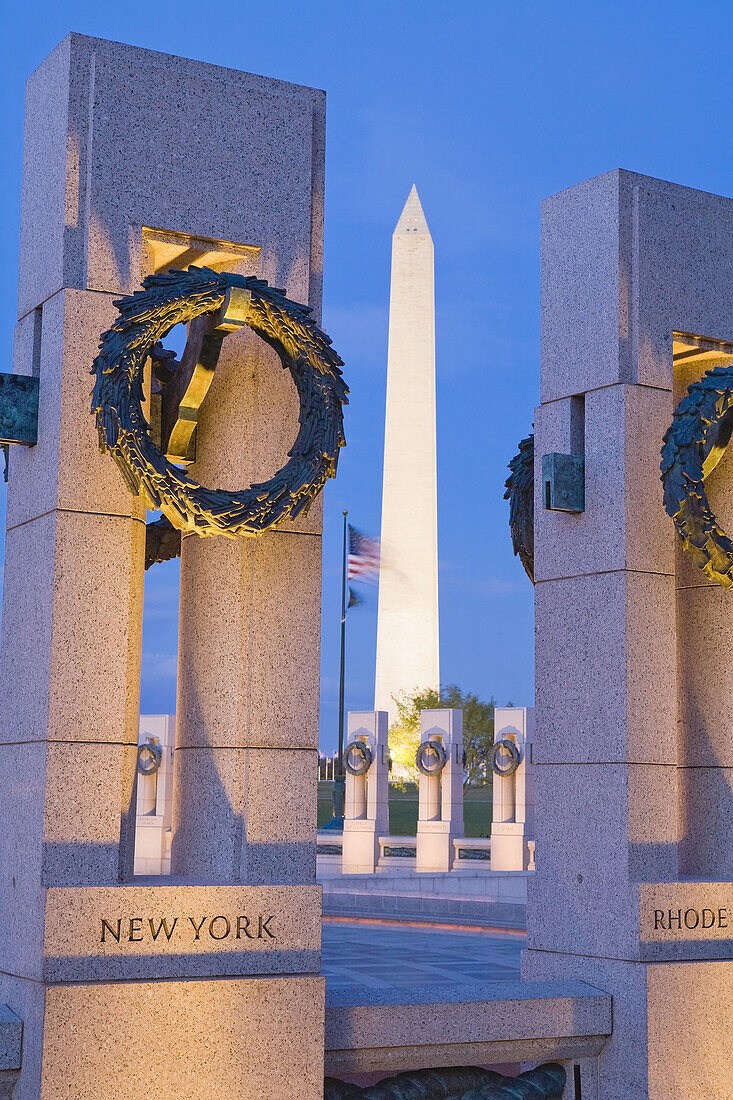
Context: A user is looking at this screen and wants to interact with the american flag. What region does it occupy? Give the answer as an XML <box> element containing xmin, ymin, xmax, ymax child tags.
<box><xmin>348</xmin><ymin>525</ymin><xmax>380</xmax><ymax>583</ymax></box>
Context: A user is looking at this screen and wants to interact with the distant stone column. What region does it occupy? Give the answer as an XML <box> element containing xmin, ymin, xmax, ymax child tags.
<box><xmin>375</xmin><ymin>187</ymin><xmax>439</xmax><ymax>724</ymax></box>
<box><xmin>524</xmin><ymin>169</ymin><xmax>733</xmax><ymax>1098</ymax></box>
<box><xmin>415</xmin><ymin>708</ymin><xmax>463</xmax><ymax>872</ymax></box>
<box><xmin>341</xmin><ymin>711</ymin><xmax>390</xmax><ymax>874</ymax></box>
<box><xmin>490</xmin><ymin>707</ymin><xmax>535</xmax><ymax>872</ymax></box>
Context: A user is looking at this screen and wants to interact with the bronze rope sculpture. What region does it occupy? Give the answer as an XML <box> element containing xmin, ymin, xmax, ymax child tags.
<box><xmin>92</xmin><ymin>266</ymin><xmax>348</xmax><ymax>540</ymax></box>
<box><xmin>324</xmin><ymin>1062</ymin><xmax>566</xmax><ymax>1099</ymax></box>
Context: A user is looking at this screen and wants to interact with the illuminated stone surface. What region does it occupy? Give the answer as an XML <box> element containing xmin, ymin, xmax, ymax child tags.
<box><xmin>325</xmin><ymin>977</ymin><xmax>610</xmax><ymax>1077</ymax></box>
<box><xmin>39</xmin><ymin>977</ymin><xmax>325</xmax><ymax>1100</ymax></box>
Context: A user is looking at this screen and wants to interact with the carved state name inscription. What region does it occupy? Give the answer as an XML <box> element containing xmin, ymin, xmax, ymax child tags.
<box><xmin>100</xmin><ymin>914</ymin><xmax>277</xmax><ymax>944</ymax></box>
<box><xmin>652</xmin><ymin>907</ymin><xmax>728</xmax><ymax>932</ymax></box>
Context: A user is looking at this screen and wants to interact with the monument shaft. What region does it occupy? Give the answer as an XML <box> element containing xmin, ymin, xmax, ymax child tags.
<box><xmin>375</xmin><ymin>187</ymin><xmax>439</xmax><ymax>721</ymax></box>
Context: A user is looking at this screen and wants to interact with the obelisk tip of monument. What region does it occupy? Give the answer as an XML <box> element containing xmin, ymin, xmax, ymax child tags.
<box><xmin>394</xmin><ymin>184</ymin><xmax>431</xmax><ymax>237</ymax></box>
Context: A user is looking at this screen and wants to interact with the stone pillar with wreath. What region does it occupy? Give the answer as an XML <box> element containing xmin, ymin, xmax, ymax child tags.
<box><xmin>489</xmin><ymin>707</ymin><xmax>535</xmax><ymax>872</ymax></box>
<box><xmin>415</xmin><ymin>708</ymin><xmax>464</xmax><ymax>872</ymax></box>
<box><xmin>341</xmin><ymin>711</ymin><xmax>389</xmax><ymax>874</ymax></box>
<box><xmin>0</xmin><ymin>35</ymin><xmax>342</xmax><ymax>1100</ymax></box>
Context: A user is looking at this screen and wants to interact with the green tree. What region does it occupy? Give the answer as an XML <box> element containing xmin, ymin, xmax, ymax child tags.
<box><xmin>388</xmin><ymin>684</ymin><xmax>496</xmax><ymax>790</ymax></box>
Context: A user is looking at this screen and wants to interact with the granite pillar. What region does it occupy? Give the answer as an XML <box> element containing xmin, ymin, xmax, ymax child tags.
<box><xmin>0</xmin><ymin>34</ymin><xmax>327</xmax><ymax>1099</ymax></box>
<box><xmin>169</xmin><ymin>320</ymin><xmax>323</xmax><ymax>882</ymax></box>
<box><xmin>523</xmin><ymin>170</ymin><xmax>733</xmax><ymax>1098</ymax></box>
<box><xmin>415</xmin><ymin>709</ymin><xmax>464</xmax><ymax>872</ymax></box>
<box><xmin>341</xmin><ymin>711</ymin><xmax>390</xmax><ymax>874</ymax></box>
<box><xmin>490</xmin><ymin>707</ymin><xmax>535</xmax><ymax>872</ymax></box>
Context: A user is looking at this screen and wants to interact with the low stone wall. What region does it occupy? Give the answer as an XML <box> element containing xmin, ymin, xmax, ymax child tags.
<box><xmin>319</xmin><ymin>866</ymin><xmax>529</xmax><ymax>929</ymax></box>
<box><xmin>325</xmin><ymin>980</ymin><xmax>611</xmax><ymax>1077</ymax></box>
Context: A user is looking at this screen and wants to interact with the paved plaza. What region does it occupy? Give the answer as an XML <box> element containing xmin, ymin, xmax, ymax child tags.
<box><xmin>322</xmin><ymin>919</ymin><xmax>524</xmax><ymax>990</ymax></box>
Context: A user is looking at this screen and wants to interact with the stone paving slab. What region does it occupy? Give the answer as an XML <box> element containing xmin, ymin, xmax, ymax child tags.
<box><xmin>322</xmin><ymin>919</ymin><xmax>524</xmax><ymax>990</ymax></box>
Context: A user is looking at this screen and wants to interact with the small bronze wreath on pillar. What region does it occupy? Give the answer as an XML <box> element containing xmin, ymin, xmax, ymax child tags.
<box><xmin>92</xmin><ymin>267</ymin><xmax>348</xmax><ymax>538</ymax></box>
<box><xmin>490</xmin><ymin>739</ymin><xmax>521</xmax><ymax>776</ymax></box>
<box><xmin>415</xmin><ymin>740</ymin><xmax>448</xmax><ymax>776</ymax></box>
<box><xmin>661</xmin><ymin>363</ymin><xmax>733</xmax><ymax>588</ymax></box>
<box><xmin>344</xmin><ymin>741</ymin><xmax>373</xmax><ymax>776</ymax></box>
<box><xmin>137</xmin><ymin>741</ymin><xmax>163</xmax><ymax>776</ymax></box>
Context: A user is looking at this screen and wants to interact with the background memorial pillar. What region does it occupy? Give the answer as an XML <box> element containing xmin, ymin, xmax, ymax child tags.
<box><xmin>341</xmin><ymin>711</ymin><xmax>390</xmax><ymax>874</ymax></box>
<box><xmin>415</xmin><ymin>708</ymin><xmax>463</xmax><ymax>872</ymax></box>
<box><xmin>524</xmin><ymin>169</ymin><xmax>733</xmax><ymax>1098</ymax></box>
<box><xmin>0</xmin><ymin>35</ymin><xmax>326</xmax><ymax>1100</ymax></box>
<box><xmin>490</xmin><ymin>706</ymin><xmax>534</xmax><ymax>872</ymax></box>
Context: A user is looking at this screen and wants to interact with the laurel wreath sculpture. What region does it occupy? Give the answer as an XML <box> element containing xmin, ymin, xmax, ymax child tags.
<box><xmin>92</xmin><ymin>267</ymin><xmax>348</xmax><ymax>538</ymax></box>
<box><xmin>504</xmin><ymin>432</ymin><xmax>535</xmax><ymax>584</ymax></box>
<box><xmin>661</xmin><ymin>362</ymin><xmax>733</xmax><ymax>588</ymax></box>
<box><xmin>507</xmin><ymin>363</ymin><xmax>733</xmax><ymax>590</ymax></box>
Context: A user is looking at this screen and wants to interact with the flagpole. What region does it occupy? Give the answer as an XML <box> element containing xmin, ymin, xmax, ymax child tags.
<box><xmin>332</xmin><ymin>508</ymin><xmax>348</xmax><ymax>824</ymax></box>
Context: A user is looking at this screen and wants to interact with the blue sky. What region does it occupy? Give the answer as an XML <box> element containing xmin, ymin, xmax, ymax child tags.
<box><xmin>1</xmin><ymin>1</ymin><xmax>732</xmax><ymax>753</ymax></box>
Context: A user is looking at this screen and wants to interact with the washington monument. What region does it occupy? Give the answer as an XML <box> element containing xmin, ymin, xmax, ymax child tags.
<box><xmin>374</xmin><ymin>185</ymin><xmax>440</xmax><ymax>723</ymax></box>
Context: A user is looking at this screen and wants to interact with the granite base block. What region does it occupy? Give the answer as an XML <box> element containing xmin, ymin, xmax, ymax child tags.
<box><xmin>3</xmin><ymin>882</ymin><xmax>320</xmax><ymax>983</ymax></box>
<box><xmin>637</xmin><ymin>880</ymin><xmax>733</xmax><ymax>960</ymax></box>
<box><xmin>9</xmin><ymin>974</ymin><xmax>324</xmax><ymax>1100</ymax></box>
<box><xmin>523</xmin><ymin>948</ymin><xmax>732</xmax><ymax>1100</ymax></box>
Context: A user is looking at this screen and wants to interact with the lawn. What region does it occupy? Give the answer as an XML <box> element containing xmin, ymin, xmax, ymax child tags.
<box><xmin>317</xmin><ymin>781</ymin><xmax>492</xmax><ymax>836</ymax></box>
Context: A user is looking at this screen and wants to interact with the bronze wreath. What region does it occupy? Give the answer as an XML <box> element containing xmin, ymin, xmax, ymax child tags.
<box><xmin>490</xmin><ymin>738</ymin><xmax>521</xmax><ymax>777</ymax></box>
<box><xmin>92</xmin><ymin>266</ymin><xmax>348</xmax><ymax>537</ymax></box>
<box><xmin>344</xmin><ymin>741</ymin><xmax>373</xmax><ymax>776</ymax></box>
<box><xmin>136</xmin><ymin>741</ymin><xmax>163</xmax><ymax>776</ymax></box>
<box><xmin>415</xmin><ymin>739</ymin><xmax>448</xmax><ymax>776</ymax></box>
<box><xmin>661</xmin><ymin>363</ymin><xmax>733</xmax><ymax>587</ymax></box>
<box><xmin>504</xmin><ymin>432</ymin><xmax>535</xmax><ymax>583</ymax></box>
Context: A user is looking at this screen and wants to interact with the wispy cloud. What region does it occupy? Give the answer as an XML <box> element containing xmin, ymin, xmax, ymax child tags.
<box><xmin>141</xmin><ymin>653</ymin><xmax>178</xmax><ymax>683</ymax></box>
